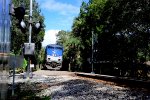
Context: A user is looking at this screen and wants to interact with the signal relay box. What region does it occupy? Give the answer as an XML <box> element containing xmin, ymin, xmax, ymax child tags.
<box><xmin>24</xmin><ymin>43</ymin><xmax>35</xmax><ymax>55</ymax></box>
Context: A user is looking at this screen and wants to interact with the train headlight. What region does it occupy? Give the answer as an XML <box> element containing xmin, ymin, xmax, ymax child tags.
<box><xmin>48</xmin><ymin>58</ymin><xmax>50</xmax><ymax>61</ymax></box>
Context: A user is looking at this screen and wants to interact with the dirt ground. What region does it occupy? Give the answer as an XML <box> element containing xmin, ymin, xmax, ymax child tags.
<box><xmin>33</xmin><ymin>70</ymin><xmax>76</xmax><ymax>76</ymax></box>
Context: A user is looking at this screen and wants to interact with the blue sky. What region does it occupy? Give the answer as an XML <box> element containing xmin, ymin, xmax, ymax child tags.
<box><xmin>36</xmin><ymin>0</ymin><xmax>89</xmax><ymax>46</ymax></box>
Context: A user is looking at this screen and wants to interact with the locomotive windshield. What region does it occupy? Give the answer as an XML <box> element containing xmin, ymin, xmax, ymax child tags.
<box><xmin>47</xmin><ymin>46</ymin><xmax>63</xmax><ymax>56</ymax></box>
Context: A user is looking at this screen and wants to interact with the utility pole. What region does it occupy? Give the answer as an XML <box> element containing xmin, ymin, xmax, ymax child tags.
<box><xmin>91</xmin><ymin>30</ymin><xmax>94</xmax><ymax>74</ymax></box>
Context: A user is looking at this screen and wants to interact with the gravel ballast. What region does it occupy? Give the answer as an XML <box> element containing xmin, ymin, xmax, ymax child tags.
<box><xmin>9</xmin><ymin>71</ymin><xmax>150</xmax><ymax>100</ymax></box>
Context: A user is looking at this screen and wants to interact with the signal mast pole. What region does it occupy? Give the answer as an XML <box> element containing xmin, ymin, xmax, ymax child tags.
<box><xmin>27</xmin><ymin>0</ymin><xmax>32</xmax><ymax>79</ymax></box>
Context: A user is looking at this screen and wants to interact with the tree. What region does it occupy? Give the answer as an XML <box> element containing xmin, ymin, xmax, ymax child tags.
<box><xmin>71</xmin><ymin>0</ymin><xmax>108</xmax><ymax>72</ymax></box>
<box><xmin>71</xmin><ymin>0</ymin><xmax>150</xmax><ymax>77</ymax></box>
<box><xmin>56</xmin><ymin>30</ymin><xmax>84</xmax><ymax>71</ymax></box>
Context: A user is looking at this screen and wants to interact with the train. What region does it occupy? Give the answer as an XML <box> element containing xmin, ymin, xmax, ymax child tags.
<box><xmin>43</xmin><ymin>44</ymin><xmax>63</xmax><ymax>70</ymax></box>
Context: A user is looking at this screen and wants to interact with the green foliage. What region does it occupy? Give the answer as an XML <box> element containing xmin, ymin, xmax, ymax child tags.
<box><xmin>38</xmin><ymin>47</ymin><xmax>45</xmax><ymax>64</ymax></box>
<box><xmin>8</xmin><ymin>83</ymin><xmax>51</xmax><ymax>100</ymax></box>
<box><xmin>69</xmin><ymin>0</ymin><xmax>150</xmax><ymax>77</ymax></box>
<box><xmin>71</xmin><ymin>0</ymin><xmax>108</xmax><ymax>72</ymax></box>
<box><xmin>56</xmin><ymin>30</ymin><xmax>84</xmax><ymax>71</ymax></box>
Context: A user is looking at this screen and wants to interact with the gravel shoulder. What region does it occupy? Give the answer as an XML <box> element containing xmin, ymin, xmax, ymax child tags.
<box><xmin>9</xmin><ymin>70</ymin><xmax>150</xmax><ymax>100</ymax></box>
<box><xmin>33</xmin><ymin>70</ymin><xmax>76</xmax><ymax>76</ymax></box>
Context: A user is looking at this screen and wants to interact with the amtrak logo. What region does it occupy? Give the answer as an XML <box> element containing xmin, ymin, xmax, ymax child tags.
<box><xmin>52</xmin><ymin>51</ymin><xmax>56</xmax><ymax>56</ymax></box>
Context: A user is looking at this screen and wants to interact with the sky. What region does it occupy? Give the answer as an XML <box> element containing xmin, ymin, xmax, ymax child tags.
<box><xmin>36</xmin><ymin>0</ymin><xmax>89</xmax><ymax>47</ymax></box>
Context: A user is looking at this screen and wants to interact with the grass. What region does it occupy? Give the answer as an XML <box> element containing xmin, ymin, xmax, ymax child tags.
<box><xmin>7</xmin><ymin>83</ymin><xmax>51</xmax><ymax>100</ymax></box>
<box><xmin>18</xmin><ymin>90</ymin><xmax>50</xmax><ymax>100</ymax></box>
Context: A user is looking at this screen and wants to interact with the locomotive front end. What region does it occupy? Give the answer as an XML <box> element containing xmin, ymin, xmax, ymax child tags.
<box><xmin>44</xmin><ymin>44</ymin><xmax>63</xmax><ymax>70</ymax></box>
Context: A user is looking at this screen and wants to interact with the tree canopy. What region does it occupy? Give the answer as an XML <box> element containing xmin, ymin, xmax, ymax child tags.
<box><xmin>56</xmin><ymin>0</ymin><xmax>150</xmax><ymax>77</ymax></box>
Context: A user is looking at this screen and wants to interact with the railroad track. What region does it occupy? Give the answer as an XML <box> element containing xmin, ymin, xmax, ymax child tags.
<box><xmin>75</xmin><ymin>72</ymin><xmax>150</xmax><ymax>89</ymax></box>
<box><xmin>34</xmin><ymin>70</ymin><xmax>150</xmax><ymax>89</ymax></box>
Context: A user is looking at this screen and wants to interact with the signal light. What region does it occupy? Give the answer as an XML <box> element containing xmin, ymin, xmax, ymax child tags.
<box><xmin>14</xmin><ymin>7</ymin><xmax>25</xmax><ymax>21</ymax></box>
<box><xmin>10</xmin><ymin>4</ymin><xmax>25</xmax><ymax>21</ymax></box>
<box><xmin>20</xmin><ymin>20</ymin><xmax>26</xmax><ymax>29</ymax></box>
<box><xmin>48</xmin><ymin>58</ymin><xmax>50</xmax><ymax>61</ymax></box>
<box><xmin>33</xmin><ymin>21</ymin><xmax>42</xmax><ymax>34</ymax></box>
<box><xmin>35</xmin><ymin>21</ymin><xmax>42</xmax><ymax>30</ymax></box>
<box><xmin>35</xmin><ymin>22</ymin><xmax>41</xmax><ymax>29</ymax></box>
<box><xmin>19</xmin><ymin>20</ymin><xmax>26</xmax><ymax>33</ymax></box>
<box><xmin>10</xmin><ymin>4</ymin><xmax>26</xmax><ymax>30</ymax></box>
